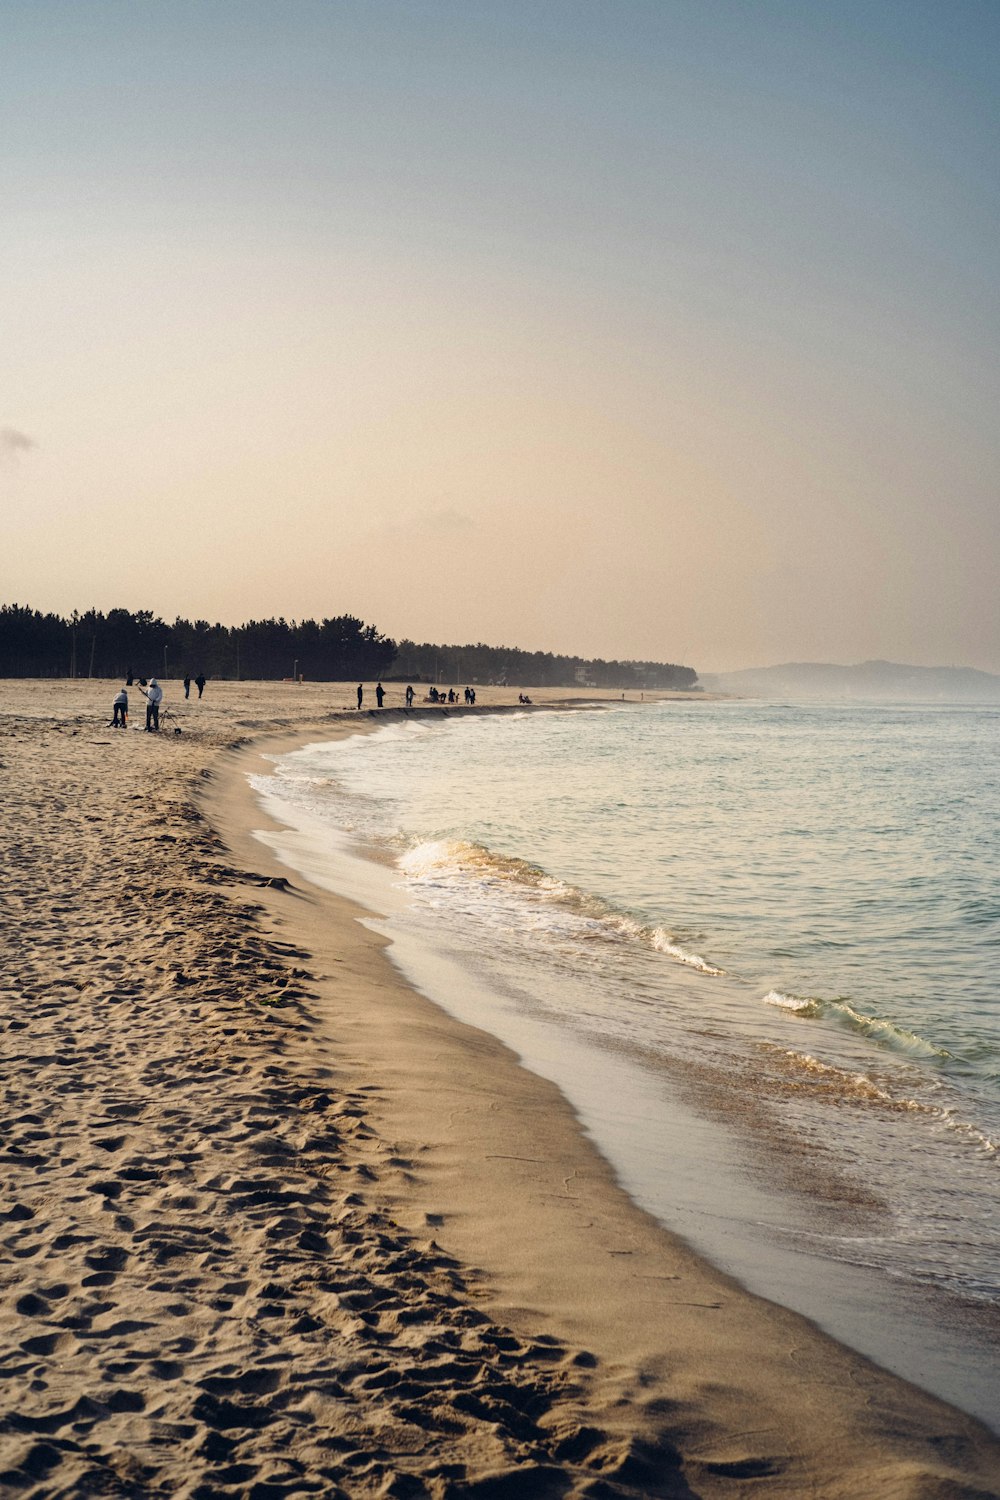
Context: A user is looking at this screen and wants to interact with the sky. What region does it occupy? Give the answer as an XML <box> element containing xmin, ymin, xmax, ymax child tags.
<box><xmin>2</xmin><ymin>0</ymin><xmax>998</xmax><ymax>674</ymax></box>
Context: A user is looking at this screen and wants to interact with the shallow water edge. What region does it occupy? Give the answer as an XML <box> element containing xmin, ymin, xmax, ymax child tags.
<box><xmin>249</xmin><ymin>744</ymin><xmax>1000</xmax><ymax>1437</ymax></box>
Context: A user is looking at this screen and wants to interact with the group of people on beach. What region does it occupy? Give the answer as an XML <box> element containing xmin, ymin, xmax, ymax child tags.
<box><xmin>357</xmin><ymin>682</ymin><xmax>407</xmax><ymax>709</ymax></box>
<box><xmin>113</xmin><ymin>675</ymin><xmax>491</xmax><ymax>727</ymax></box>
<box><xmin>356</xmin><ymin>683</ymin><xmax>478</xmax><ymax>710</ymax></box>
<box><xmin>425</xmin><ymin>685</ymin><xmax>476</xmax><ymax>704</ymax></box>
<box><xmin>111</xmin><ymin>680</ymin><xmax>162</xmax><ymax>732</ymax></box>
<box><xmin>110</xmin><ymin>672</ymin><xmax>207</xmax><ymax>731</ymax></box>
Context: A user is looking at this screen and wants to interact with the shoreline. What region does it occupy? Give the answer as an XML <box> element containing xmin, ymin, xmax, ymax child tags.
<box><xmin>204</xmin><ymin>706</ymin><xmax>1000</xmax><ymax>1489</ymax></box>
<box><xmin>253</xmin><ymin>709</ymin><xmax>1000</xmax><ymax>1434</ymax></box>
<box><xmin>2</xmin><ymin>678</ymin><xmax>999</xmax><ymax>1497</ymax></box>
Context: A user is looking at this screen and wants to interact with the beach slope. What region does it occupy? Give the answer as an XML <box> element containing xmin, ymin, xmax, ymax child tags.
<box><xmin>2</xmin><ymin>679</ymin><xmax>998</xmax><ymax>1499</ymax></box>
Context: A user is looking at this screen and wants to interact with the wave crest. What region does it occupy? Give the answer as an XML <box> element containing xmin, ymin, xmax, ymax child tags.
<box><xmin>398</xmin><ymin>838</ymin><xmax>725</xmax><ymax>975</ymax></box>
<box><xmin>763</xmin><ymin>989</ymin><xmax>820</xmax><ymax>1015</ymax></box>
<box><xmin>767</xmin><ymin>1048</ymin><xmax>998</xmax><ymax>1153</ymax></box>
<box><xmin>761</xmin><ymin>991</ymin><xmax>948</xmax><ymax>1060</ymax></box>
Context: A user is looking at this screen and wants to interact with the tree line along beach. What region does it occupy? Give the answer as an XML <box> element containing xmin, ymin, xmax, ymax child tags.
<box><xmin>0</xmin><ymin>604</ymin><xmax>697</xmax><ymax>694</ymax></box>
<box><xmin>2</xmin><ymin>676</ymin><xmax>1000</xmax><ymax>1499</ymax></box>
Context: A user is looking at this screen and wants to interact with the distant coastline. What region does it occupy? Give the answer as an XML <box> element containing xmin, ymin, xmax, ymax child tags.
<box><xmin>701</xmin><ymin>658</ymin><xmax>1000</xmax><ymax>702</ymax></box>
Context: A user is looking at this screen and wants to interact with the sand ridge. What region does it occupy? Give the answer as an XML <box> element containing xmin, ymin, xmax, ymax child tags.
<box><xmin>2</xmin><ymin>679</ymin><xmax>1000</xmax><ymax>1499</ymax></box>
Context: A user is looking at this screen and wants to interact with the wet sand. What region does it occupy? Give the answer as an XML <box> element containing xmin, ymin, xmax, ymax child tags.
<box><xmin>2</xmin><ymin>677</ymin><xmax>999</xmax><ymax>1498</ymax></box>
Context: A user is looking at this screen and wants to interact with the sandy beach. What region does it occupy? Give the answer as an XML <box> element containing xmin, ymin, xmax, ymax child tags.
<box><xmin>2</xmin><ymin>678</ymin><xmax>1000</xmax><ymax>1499</ymax></box>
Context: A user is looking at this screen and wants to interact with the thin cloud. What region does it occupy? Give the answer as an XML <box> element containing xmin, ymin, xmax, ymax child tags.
<box><xmin>376</xmin><ymin>506</ymin><xmax>477</xmax><ymax>541</ymax></box>
<box><xmin>1</xmin><ymin>427</ymin><xmax>38</xmax><ymax>458</ymax></box>
<box><xmin>421</xmin><ymin>506</ymin><xmax>475</xmax><ymax>535</ymax></box>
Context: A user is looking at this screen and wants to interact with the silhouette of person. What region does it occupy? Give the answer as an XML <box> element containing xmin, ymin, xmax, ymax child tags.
<box><xmin>183</xmin><ymin>675</ymin><xmax>191</xmax><ymax>699</ymax></box>
<box><xmin>357</xmin><ymin>683</ymin><xmax>363</xmax><ymax>710</ymax></box>
<box><xmin>405</xmin><ymin>684</ymin><xmax>414</xmax><ymax>708</ymax></box>
<box><xmin>195</xmin><ymin>673</ymin><xmax>206</xmax><ymax>698</ymax></box>
<box><xmin>375</xmin><ymin>682</ymin><xmax>385</xmax><ymax>708</ymax></box>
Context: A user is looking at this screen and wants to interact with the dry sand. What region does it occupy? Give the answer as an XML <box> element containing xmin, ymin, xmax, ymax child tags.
<box><xmin>2</xmin><ymin>677</ymin><xmax>999</xmax><ymax>1499</ymax></box>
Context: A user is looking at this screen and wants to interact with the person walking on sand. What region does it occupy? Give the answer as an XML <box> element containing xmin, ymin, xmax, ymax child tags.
<box><xmin>357</xmin><ymin>683</ymin><xmax>363</xmax><ymax>710</ymax></box>
<box><xmin>375</xmin><ymin>681</ymin><xmax>385</xmax><ymax>708</ymax></box>
<box><xmin>195</xmin><ymin>673</ymin><xmax>206</xmax><ymax>698</ymax></box>
<box><xmin>145</xmin><ymin>678</ymin><xmax>163</xmax><ymax>732</ymax></box>
<box><xmin>183</xmin><ymin>674</ymin><xmax>191</xmax><ymax>699</ymax></box>
<box><xmin>112</xmin><ymin>687</ymin><xmax>128</xmax><ymax>728</ymax></box>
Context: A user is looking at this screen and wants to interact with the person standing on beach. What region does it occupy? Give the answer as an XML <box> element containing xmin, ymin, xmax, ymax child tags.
<box><xmin>405</xmin><ymin>684</ymin><xmax>414</xmax><ymax>709</ymax></box>
<box><xmin>195</xmin><ymin>673</ymin><xmax>206</xmax><ymax>698</ymax></box>
<box><xmin>357</xmin><ymin>684</ymin><xmax>363</xmax><ymax>710</ymax></box>
<box><xmin>375</xmin><ymin>682</ymin><xmax>385</xmax><ymax>708</ymax></box>
<box><xmin>112</xmin><ymin>687</ymin><xmax>128</xmax><ymax>728</ymax></box>
<box><xmin>183</xmin><ymin>674</ymin><xmax>191</xmax><ymax>699</ymax></box>
<box><xmin>145</xmin><ymin>678</ymin><xmax>163</xmax><ymax>732</ymax></box>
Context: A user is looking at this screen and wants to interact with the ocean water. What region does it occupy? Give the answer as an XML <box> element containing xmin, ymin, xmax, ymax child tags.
<box><xmin>250</xmin><ymin>700</ymin><xmax>1000</xmax><ymax>1428</ymax></box>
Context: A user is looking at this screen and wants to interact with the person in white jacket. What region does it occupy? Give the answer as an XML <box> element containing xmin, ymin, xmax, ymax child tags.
<box><xmin>145</xmin><ymin>678</ymin><xmax>163</xmax><ymax>732</ymax></box>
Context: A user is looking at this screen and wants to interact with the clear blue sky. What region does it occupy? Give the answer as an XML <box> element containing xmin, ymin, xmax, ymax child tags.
<box><xmin>3</xmin><ymin>1</ymin><xmax>998</xmax><ymax>670</ymax></box>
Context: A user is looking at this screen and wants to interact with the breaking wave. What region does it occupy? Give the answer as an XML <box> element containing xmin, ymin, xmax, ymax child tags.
<box><xmin>766</xmin><ymin>1048</ymin><xmax>998</xmax><ymax>1154</ymax></box>
<box><xmin>398</xmin><ymin>838</ymin><xmax>726</xmax><ymax>975</ymax></box>
<box><xmin>762</xmin><ymin>990</ymin><xmax>949</xmax><ymax>1059</ymax></box>
<box><xmin>763</xmin><ymin>989</ymin><xmax>820</xmax><ymax>1016</ymax></box>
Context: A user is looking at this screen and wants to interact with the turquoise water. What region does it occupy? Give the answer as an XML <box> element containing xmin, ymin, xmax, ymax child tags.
<box><xmin>252</xmin><ymin>700</ymin><xmax>1000</xmax><ymax>1424</ymax></box>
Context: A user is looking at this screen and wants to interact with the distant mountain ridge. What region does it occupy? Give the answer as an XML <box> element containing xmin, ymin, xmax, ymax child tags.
<box><xmin>700</xmin><ymin>659</ymin><xmax>1000</xmax><ymax>702</ymax></box>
